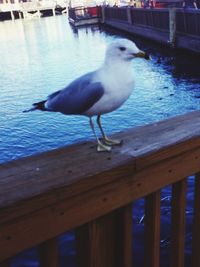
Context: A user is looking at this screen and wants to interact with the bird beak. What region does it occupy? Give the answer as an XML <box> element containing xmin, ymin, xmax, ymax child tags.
<box><xmin>134</xmin><ymin>51</ymin><xmax>150</xmax><ymax>60</ymax></box>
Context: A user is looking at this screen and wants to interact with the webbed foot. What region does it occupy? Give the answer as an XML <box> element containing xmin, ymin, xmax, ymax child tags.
<box><xmin>104</xmin><ymin>137</ymin><xmax>123</xmax><ymax>146</ymax></box>
<box><xmin>97</xmin><ymin>141</ymin><xmax>112</xmax><ymax>152</ymax></box>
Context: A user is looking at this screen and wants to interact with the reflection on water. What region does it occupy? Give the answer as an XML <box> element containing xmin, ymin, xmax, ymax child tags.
<box><xmin>1</xmin><ymin>16</ymin><xmax>200</xmax><ymax>164</ymax></box>
<box><xmin>1</xmin><ymin>15</ymin><xmax>200</xmax><ymax>267</ymax></box>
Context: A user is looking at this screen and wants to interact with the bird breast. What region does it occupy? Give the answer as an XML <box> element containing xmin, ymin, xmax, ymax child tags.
<box><xmin>85</xmin><ymin>64</ymin><xmax>135</xmax><ymax>116</ymax></box>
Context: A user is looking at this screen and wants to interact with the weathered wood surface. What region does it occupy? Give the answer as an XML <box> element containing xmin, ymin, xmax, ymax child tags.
<box><xmin>171</xmin><ymin>179</ymin><xmax>187</xmax><ymax>267</ymax></box>
<box><xmin>0</xmin><ymin>260</ymin><xmax>10</xmax><ymax>267</ymax></box>
<box><xmin>103</xmin><ymin>7</ymin><xmax>200</xmax><ymax>53</ymax></box>
<box><xmin>104</xmin><ymin>19</ymin><xmax>169</xmax><ymax>44</ymax></box>
<box><xmin>75</xmin><ymin>204</ymin><xmax>132</xmax><ymax>267</ymax></box>
<box><xmin>144</xmin><ymin>191</ymin><xmax>161</xmax><ymax>267</ymax></box>
<box><xmin>1</xmin><ymin>111</ymin><xmax>200</xmax><ymax>261</ymax></box>
<box><xmin>38</xmin><ymin>238</ymin><xmax>59</xmax><ymax>267</ymax></box>
<box><xmin>192</xmin><ymin>173</ymin><xmax>200</xmax><ymax>267</ymax></box>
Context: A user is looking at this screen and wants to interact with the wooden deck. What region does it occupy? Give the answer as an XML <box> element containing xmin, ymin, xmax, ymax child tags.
<box><xmin>1</xmin><ymin>110</ymin><xmax>200</xmax><ymax>266</ymax></box>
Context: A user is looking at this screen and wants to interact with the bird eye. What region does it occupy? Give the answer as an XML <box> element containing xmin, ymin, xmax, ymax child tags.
<box><xmin>119</xmin><ymin>47</ymin><xmax>126</xmax><ymax>51</ymax></box>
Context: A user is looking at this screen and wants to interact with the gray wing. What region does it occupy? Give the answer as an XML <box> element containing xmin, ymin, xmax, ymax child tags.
<box><xmin>46</xmin><ymin>72</ymin><xmax>104</xmax><ymax>115</ymax></box>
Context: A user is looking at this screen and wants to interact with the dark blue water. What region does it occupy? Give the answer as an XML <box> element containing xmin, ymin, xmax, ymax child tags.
<box><xmin>1</xmin><ymin>15</ymin><xmax>200</xmax><ymax>267</ymax></box>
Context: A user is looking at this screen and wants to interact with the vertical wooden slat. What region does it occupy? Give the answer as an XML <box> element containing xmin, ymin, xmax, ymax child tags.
<box><xmin>117</xmin><ymin>204</ymin><xmax>133</xmax><ymax>267</ymax></box>
<box><xmin>38</xmin><ymin>237</ymin><xmax>59</xmax><ymax>267</ymax></box>
<box><xmin>0</xmin><ymin>260</ymin><xmax>10</xmax><ymax>267</ymax></box>
<box><xmin>144</xmin><ymin>190</ymin><xmax>161</xmax><ymax>267</ymax></box>
<box><xmin>75</xmin><ymin>204</ymin><xmax>132</xmax><ymax>267</ymax></box>
<box><xmin>192</xmin><ymin>173</ymin><xmax>200</xmax><ymax>267</ymax></box>
<box><xmin>171</xmin><ymin>178</ymin><xmax>187</xmax><ymax>267</ymax></box>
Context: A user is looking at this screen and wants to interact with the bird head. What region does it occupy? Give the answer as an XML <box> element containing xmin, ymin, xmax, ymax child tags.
<box><xmin>105</xmin><ymin>39</ymin><xmax>150</xmax><ymax>63</ymax></box>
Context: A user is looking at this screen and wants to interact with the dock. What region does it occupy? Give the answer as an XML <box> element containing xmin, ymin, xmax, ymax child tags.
<box><xmin>67</xmin><ymin>5</ymin><xmax>200</xmax><ymax>54</ymax></box>
<box><xmin>1</xmin><ymin>2</ymin><xmax>200</xmax><ymax>54</ymax></box>
<box><xmin>101</xmin><ymin>6</ymin><xmax>200</xmax><ymax>53</ymax></box>
<box><xmin>0</xmin><ymin>0</ymin><xmax>67</xmax><ymax>20</ymax></box>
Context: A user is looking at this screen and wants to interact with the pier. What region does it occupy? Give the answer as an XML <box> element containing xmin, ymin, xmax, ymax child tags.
<box><xmin>1</xmin><ymin>1</ymin><xmax>200</xmax><ymax>53</ymax></box>
<box><xmin>1</xmin><ymin>110</ymin><xmax>200</xmax><ymax>266</ymax></box>
<box><xmin>0</xmin><ymin>0</ymin><xmax>67</xmax><ymax>20</ymax></box>
<box><xmin>67</xmin><ymin>5</ymin><xmax>200</xmax><ymax>54</ymax></box>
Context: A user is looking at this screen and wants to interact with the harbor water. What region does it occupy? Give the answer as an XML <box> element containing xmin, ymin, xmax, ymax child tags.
<box><xmin>1</xmin><ymin>15</ymin><xmax>200</xmax><ymax>267</ymax></box>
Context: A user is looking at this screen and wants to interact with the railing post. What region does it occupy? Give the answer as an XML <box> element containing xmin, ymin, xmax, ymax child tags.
<box><xmin>144</xmin><ymin>191</ymin><xmax>161</xmax><ymax>267</ymax></box>
<box><xmin>38</xmin><ymin>237</ymin><xmax>59</xmax><ymax>267</ymax></box>
<box><xmin>101</xmin><ymin>6</ymin><xmax>105</xmax><ymax>23</ymax></box>
<box><xmin>75</xmin><ymin>204</ymin><xmax>132</xmax><ymax>267</ymax></box>
<box><xmin>127</xmin><ymin>7</ymin><xmax>132</xmax><ymax>24</ymax></box>
<box><xmin>171</xmin><ymin>178</ymin><xmax>187</xmax><ymax>267</ymax></box>
<box><xmin>192</xmin><ymin>173</ymin><xmax>200</xmax><ymax>267</ymax></box>
<box><xmin>169</xmin><ymin>8</ymin><xmax>176</xmax><ymax>48</ymax></box>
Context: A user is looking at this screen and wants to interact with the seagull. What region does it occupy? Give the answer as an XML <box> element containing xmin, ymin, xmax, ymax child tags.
<box><xmin>24</xmin><ymin>39</ymin><xmax>150</xmax><ymax>152</ymax></box>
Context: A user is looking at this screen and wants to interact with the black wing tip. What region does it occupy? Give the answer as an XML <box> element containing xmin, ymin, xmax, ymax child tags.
<box><xmin>23</xmin><ymin>100</ymin><xmax>47</xmax><ymax>113</ymax></box>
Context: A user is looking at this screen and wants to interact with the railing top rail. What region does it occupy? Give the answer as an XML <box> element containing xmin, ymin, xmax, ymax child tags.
<box><xmin>105</xmin><ymin>6</ymin><xmax>200</xmax><ymax>12</ymax></box>
<box><xmin>128</xmin><ymin>7</ymin><xmax>169</xmax><ymax>11</ymax></box>
<box><xmin>175</xmin><ymin>8</ymin><xmax>200</xmax><ymax>12</ymax></box>
<box><xmin>1</xmin><ymin>111</ymin><xmax>200</xmax><ymax>215</ymax></box>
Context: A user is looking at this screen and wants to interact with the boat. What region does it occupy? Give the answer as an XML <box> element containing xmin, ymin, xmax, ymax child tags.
<box><xmin>68</xmin><ymin>5</ymin><xmax>101</xmax><ymax>26</ymax></box>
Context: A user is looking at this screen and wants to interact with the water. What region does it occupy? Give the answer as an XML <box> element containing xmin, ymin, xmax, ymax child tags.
<box><xmin>0</xmin><ymin>15</ymin><xmax>200</xmax><ymax>267</ymax></box>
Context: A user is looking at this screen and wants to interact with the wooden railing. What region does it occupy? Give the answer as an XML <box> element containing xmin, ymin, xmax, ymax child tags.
<box><xmin>130</xmin><ymin>8</ymin><xmax>169</xmax><ymax>30</ymax></box>
<box><xmin>102</xmin><ymin>6</ymin><xmax>200</xmax><ymax>52</ymax></box>
<box><xmin>103</xmin><ymin>6</ymin><xmax>200</xmax><ymax>34</ymax></box>
<box><xmin>1</xmin><ymin>110</ymin><xmax>200</xmax><ymax>266</ymax></box>
<box><xmin>104</xmin><ymin>6</ymin><xmax>128</xmax><ymax>22</ymax></box>
<box><xmin>103</xmin><ymin>6</ymin><xmax>170</xmax><ymax>30</ymax></box>
<box><xmin>176</xmin><ymin>9</ymin><xmax>200</xmax><ymax>36</ymax></box>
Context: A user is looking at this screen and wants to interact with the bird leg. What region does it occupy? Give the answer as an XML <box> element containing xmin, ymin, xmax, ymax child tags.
<box><xmin>89</xmin><ymin>117</ymin><xmax>111</xmax><ymax>152</ymax></box>
<box><xmin>97</xmin><ymin>115</ymin><xmax>122</xmax><ymax>146</ymax></box>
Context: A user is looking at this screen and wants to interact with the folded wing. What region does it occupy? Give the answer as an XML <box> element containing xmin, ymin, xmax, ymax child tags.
<box><xmin>46</xmin><ymin>72</ymin><xmax>104</xmax><ymax>115</ymax></box>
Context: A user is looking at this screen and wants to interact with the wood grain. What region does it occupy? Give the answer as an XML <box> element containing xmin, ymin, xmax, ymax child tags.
<box><xmin>192</xmin><ymin>173</ymin><xmax>200</xmax><ymax>267</ymax></box>
<box><xmin>0</xmin><ymin>260</ymin><xmax>10</xmax><ymax>267</ymax></box>
<box><xmin>2</xmin><ymin>110</ymin><xmax>200</xmax><ymax>211</ymax></box>
<box><xmin>1</xmin><ymin>111</ymin><xmax>200</xmax><ymax>261</ymax></box>
<box><xmin>144</xmin><ymin>191</ymin><xmax>161</xmax><ymax>267</ymax></box>
<box><xmin>1</xmin><ymin>146</ymin><xmax>200</xmax><ymax>261</ymax></box>
<box><xmin>38</xmin><ymin>238</ymin><xmax>59</xmax><ymax>267</ymax></box>
<box><xmin>171</xmin><ymin>178</ymin><xmax>187</xmax><ymax>267</ymax></box>
<box><xmin>76</xmin><ymin>204</ymin><xmax>132</xmax><ymax>267</ymax></box>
